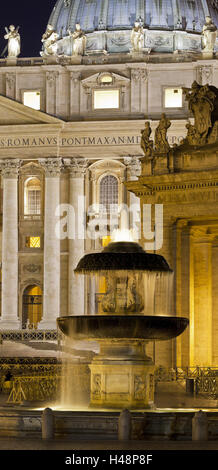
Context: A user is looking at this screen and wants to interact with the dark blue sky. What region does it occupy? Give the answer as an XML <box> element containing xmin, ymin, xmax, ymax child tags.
<box><xmin>1</xmin><ymin>0</ymin><xmax>56</xmax><ymax>57</ymax></box>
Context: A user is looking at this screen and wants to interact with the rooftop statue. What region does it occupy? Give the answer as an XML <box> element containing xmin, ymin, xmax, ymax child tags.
<box><xmin>131</xmin><ymin>21</ymin><xmax>144</xmax><ymax>52</ymax></box>
<box><xmin>202</xmin><ymin>16</ymin><xmax>217</xmax><ymax>52</ymax></box>
<box><xmin>183</xmin><ymin>81</ymin><xmax>217</xmax><ymax>144</ymax></box>
<box><xmin>154</xmin><ymin>113</ymin><xmax>171</xmax><ymax>153</ymax></box>
<box><xmin>4</xmin><ymin>25</ymin><xmax>20</xmax><ymax>58</ymax></box>
<box><xmin>41</xmin><ymin>24</ymin><xmax>59</xmax><ymax>57</ymax></box>
<box><xmin>140</xmin><ymin>122</ymin><xmax>153</xmax><ymax>157</ymax></box>
<box><xmin>68</xmin><ymin>23</ymin><xmax>86</xmax><ymax>56</ymax></box>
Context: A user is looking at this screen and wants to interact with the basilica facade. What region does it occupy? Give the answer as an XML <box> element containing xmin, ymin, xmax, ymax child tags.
<box><xmin>0</xmin><ymin>0</ymin><xmax>218</xmax><ymax>369</ymax></box>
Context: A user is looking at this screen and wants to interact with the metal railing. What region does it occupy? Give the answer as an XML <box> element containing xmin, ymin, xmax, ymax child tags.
<box><xmin>0</xmin><ymin>329</ymin><xmax>59</xmax><ymax>342</ymax></box>
<box><xmin>7</xmin><ymin>375</ymin><xmax>61</xmax><ymax>404</ymax></box>
<box><xmin>155</xmin><ymin>366</ymin><xmax>218</xmax><ymax>399</ymax></box>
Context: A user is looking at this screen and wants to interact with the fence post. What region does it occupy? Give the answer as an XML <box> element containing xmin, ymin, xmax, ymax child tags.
<box><xmin>42</xmin><ymin>407</ymin><xmax>54</xmax><ymax>440</ymax></box>
<box><xmin>118</xmin><ymin>409</ymin><xmax>131</xmax><ymax>440</ymax></box>
<box><xmin>192</xmin><ymin>410</ymin><xmax>208</xmax><ymax>441</ymax></box>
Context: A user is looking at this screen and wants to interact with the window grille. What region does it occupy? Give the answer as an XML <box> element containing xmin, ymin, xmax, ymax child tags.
<box><xmin>99</xmin><ymin>175</ymin><xmax>118</xmax><ymax>213</ymax></box>
<box><xmin>27</xmin><ymin>190</ymin><xmax>41</xmax><ymax>215</ymax></box>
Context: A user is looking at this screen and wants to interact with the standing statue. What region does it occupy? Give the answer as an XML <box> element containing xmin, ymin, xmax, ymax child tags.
<box><xmin>140</xmin><ymin>122</ymin><xmax>153</xmax><ymax>157</ymax></box>
<box><xmin>4</xmin><ymin>25</ymin><xmax>20</xmax><ymax>58</ymax></box>
<box><xmin>154</xmin><ymin>113</ymin><xmax>171</xmax><ymax>153</ymax></box>
<box><xmin>131</xmin><ymin>21</ymin><xmax>144</xmax><ymax>52</ymax></box>
<box><xmin>68</xmin><ymin>23</ymin><xmax>86</xmax><ymax>56</ymax></box>
<box><xmin>41</xmin><ymin>24</ymin><xmax>59</xmax><ymax>56</ymax></box>
<box><xmin>202</xmin><ymin>16</ymin><xmax>217</xmax><ymax>52</ymax></box>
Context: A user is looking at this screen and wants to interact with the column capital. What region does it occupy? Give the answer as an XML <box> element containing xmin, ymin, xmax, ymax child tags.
<box><xmin>123</xmin><ymin>155</ymin><xmax>141</xmax><ymax>180</ymax></box>
<box><xmin>39</xmin><ymin>157</ymin><xmax>63</xmax><ymax>177</ymax></box>
<box><xmin>64</xmin><ymin>157</ymin><xmax>89</xmax><ymax>178</ymax></box>
<box><xmin>0</xmin><ymin>159</ymin><xmax>21</xmax><ymax>178</ymax></box>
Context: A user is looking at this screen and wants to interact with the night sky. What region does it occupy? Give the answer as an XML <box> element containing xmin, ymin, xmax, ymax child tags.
<box><xmin>1</xmin><ymin>0</ymin><xmax>56</xmax><ymax>57</ymax></box>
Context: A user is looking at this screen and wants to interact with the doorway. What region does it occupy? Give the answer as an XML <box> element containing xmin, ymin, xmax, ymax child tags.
<box><xmin>22</xmin><ymin>285</ymin><xmax>42</xmax><ymax>329</ymax></box>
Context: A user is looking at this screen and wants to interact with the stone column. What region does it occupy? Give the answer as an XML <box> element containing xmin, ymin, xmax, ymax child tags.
<box><xmin>190</xmin><ymin>227</ymin><xmax>213</xmax><ymax>366</ymax></box>
<box><xmin>38</xmin><ymin>158</ymin><xmax>62</xmax><ymax>329</ymax></box>
<box><xmin>124</xmin><ymin>156</ymin><xmax>141</xmax><ymax>239</ymax></box>
<box><xmin>64</xmin><ymin>158</ymin><xmax>88</xmax><ymax>316</ymax></box>
<box><xmin>0</xmin><ymin>159</ymin><xmax>20</xmax><ymax>329</ymax></box>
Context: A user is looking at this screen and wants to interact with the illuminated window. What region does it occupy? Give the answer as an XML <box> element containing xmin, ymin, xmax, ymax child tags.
<box><xmin>23</xmin><ymin>91</ymin><xmax>41</xmax><ymax>110</ymax></box>
<box><xmin>100</xmin><ymin>175</ymin><xmax>118</xmax><ymax>213</ymax></box>
<box><xmin>24</xmin><ymin>177</ymin><xmax>41</xmax><ymax>215</ymax></box>
<box><xmin>25</xmin><ymin>237</ymin><xmax>41</xmax><ymax>248</ymax></box>
<box><xmin>164</xmin><ymin>88</ymin><xmax>183</xmax><ymax>108</ymax></box>
<box><xmin>94</xmin><ymin>89</ymin><xmax>119</xmax><ymax>109</ymax></box>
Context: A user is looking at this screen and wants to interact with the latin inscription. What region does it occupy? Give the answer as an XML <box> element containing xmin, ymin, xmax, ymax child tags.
<box><xmin>0</xmin><ymin>135</ymin><xmax>141</xmax><ymax>148</ymax></box>
<box><xmin>0</xmin><ymin>134</ymin><xmax>183</xmax><ymax>148</ymax></box>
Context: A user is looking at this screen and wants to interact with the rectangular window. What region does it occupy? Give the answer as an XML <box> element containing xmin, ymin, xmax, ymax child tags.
<box><xmin>164</xmin><ymin>88</ymin><xmax>183</xmax><ymax>108</ymax></box>
<box><xmin>23</xmin><ymin>91</ymin><xmax>41</xmax><ymax>110</ymax></box>
<box><xmin>93</xmin><ymin>89</ymin><xmax>119</xmax><ymax>109</ymax></box>
<box><xmin>27</xmin><ymin>190</ymin><xmax>41</xmax><ymax>215</ymax></box>
<box><xmin>25</xmin><ymin>236</ymin><xmax>41</xmax><ymax>248</ymax></box>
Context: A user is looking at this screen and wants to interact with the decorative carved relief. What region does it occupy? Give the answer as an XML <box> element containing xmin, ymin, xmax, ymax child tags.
<box><xmin>134</xmin><ymin>375</ymin><xmax>146</xmax><ymax>400</ymax></box>
<box><xmin>23</xmin><ymin>264</ymin><xmax>41</xmax><ymax>274</ymax></box>
<box><xmin>93</xmin><ymin>374</ymin><xmax>101</xmax><ymax>397</ymax></box>
<box><xmin>46</xmin><ymin>71</ymin><xmax>59</xmax><ymax>87</ymax></box>
<box><xmin>131</xmin><ymin>68</ymin><xmax>148</xmax><ymax>82</ymax></box>
<box><xmin>81</xmin><ymin>72</ymin><xmax>130</xmax><ymax>88</ymax></box>
<box><xmin>70</xmin><ymin>72</ymin><xmax>81</xmax><ymax>87</ymax></box>
<box><xmin>198</xmin><ymin>65</ymin><xmax>213</xmax><ymax>85</ymax></box>
<box><xmin>6</xmin><ymin>72</ymin><xmax>16</xmax><ymax>90</ymax></box>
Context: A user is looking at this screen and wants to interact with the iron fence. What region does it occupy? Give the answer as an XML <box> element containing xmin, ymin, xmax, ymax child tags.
<box><xmin>155</xmin><ymin>365</ymin><xmax>218</xmax><ymax>399</ymax></box>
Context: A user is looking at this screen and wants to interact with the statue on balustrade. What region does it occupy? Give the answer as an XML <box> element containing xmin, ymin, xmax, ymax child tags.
<box><xmin>4</xmin><ymin>25</ymin><xmax>20</xmax><ymax>57</ymax></box>
<box><xmin>202</xmin><ymin>16</ymin><xmax>217</xmax><ymax>53</ymax></box>
<box><xmin>41</xmin><ymin>24</ymin><xmax>59</xmax><ymax>56</ymax></box>
<box><xmin>131</xmin><ymin>21</ymin><xmax>144</xmax><ymax>52</ymax></box>
<box><xmin>154</xmin><ymin>113</ymin><xmax>171</xmax><ymax>154</ymax></box>
<box><xmin>140</xmin><ymin>122</ymin><xmax>153</xmax><ymax>157</ymax></box>
<box><xmin>68</xmin><ymin>23</ymin><xmax>86</xmax><ymax>56</ymax></box>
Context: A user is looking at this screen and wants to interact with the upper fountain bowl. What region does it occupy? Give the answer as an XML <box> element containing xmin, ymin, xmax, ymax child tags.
<box><xmin>57</xmin><ymin>315</ymin><xmax>189</xmax><ymax>341</ymax></box>
<box><xmin>75</xmin><ymin>241</ymin><xmax>172</xmax><ymax>273</ymax></box>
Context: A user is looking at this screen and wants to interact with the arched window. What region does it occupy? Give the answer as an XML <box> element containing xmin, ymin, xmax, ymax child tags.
<box><xmin>99</xmin><ymin>175</ymin><xmax>118</xmax><ymax>213</ymax></box>
<box><xmin>24</xmin><ymin>177</ymin><xmax>41</xmax><ymax>215</ymax></box>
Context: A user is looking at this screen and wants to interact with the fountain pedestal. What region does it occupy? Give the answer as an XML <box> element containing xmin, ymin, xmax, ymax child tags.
<box><xmin>89</xmin><ymin>339</ymin><xmax>155</xmax><ymax>409</ymax></box>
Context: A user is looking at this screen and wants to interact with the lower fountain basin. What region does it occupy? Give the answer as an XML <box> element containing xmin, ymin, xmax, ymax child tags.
<box><xmin>57</xmin><ymin>315</ymin><xmax>189</xmax><ymax>341</ymax></box>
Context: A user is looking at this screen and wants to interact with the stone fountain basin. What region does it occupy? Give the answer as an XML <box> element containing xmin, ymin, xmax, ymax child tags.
<box><xmin>57</xmin><ymin>315</ymin><xmax>189</xmax><ymax>341</ymax></box>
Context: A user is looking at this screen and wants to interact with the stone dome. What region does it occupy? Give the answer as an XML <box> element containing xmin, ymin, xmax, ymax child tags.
<box><xmin>47</xmin><ymin>0</ymin><xmax>218</xmax><ymax>54</ymax></box>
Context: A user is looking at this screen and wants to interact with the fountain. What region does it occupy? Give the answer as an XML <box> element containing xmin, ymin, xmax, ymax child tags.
<box><xmin>57</xmin><ymin>228</ymin><xmax>189</xmax><ymax>410</ymax></box>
